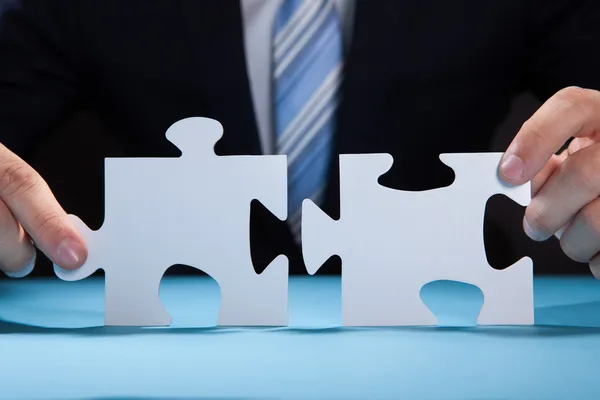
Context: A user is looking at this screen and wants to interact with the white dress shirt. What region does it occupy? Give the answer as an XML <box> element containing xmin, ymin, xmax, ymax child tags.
<box><xmin>240</xmin><ymin>0</ymin><xmax>355</xmax><ymax>155</ymax></box>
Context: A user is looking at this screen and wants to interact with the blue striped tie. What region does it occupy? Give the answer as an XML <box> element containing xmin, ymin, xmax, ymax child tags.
<box><xmin>273</xmin><ymin>0</ymin><xmax>343</xmax><ymax>242</ymax></box>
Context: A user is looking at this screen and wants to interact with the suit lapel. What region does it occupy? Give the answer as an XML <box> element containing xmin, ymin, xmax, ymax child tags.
<box><xmin>179</xmin><ymin>0</ymin><xmax>262</xmax><ymax>156</ymax></box>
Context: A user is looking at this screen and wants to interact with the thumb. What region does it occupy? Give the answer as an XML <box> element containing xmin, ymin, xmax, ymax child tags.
<box><xmin>0</xmin><ymin>146</ymin><xmax>87</xmax><ymax>270</ymax></box>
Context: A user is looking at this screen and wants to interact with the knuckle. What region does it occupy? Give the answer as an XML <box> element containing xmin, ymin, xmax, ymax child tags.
<box><xmin>564</xmin><ymin>148</ymin><xmax>600</xmax><ymax>194</ymax></box>
<box><xmin>0</xmin><ymin>160</ymin><xmax>41</xmax><ymax>198</ymax></box>
<box><xmin>31</xmin><ymin>208</ymin><xmax>65</xmax><ymax>239</ymax></box>
<box><xmin>560</xmin><ymin>205</ymin><xmax>600</xmax><ymax>263</ymax></box>
<box><xmin>520</xmin><ymin>119</ymin><xmax>547</xmax><ymax>144</ymax></box>
<box><xmin>555</xmin><ymin>86</ymin><xmax>596</xmax><ymax>118</ymax></box>
<box><xmin>556</xmin><ymin>86</ymin><xmax>593</xmax><ymax>107</ymax></box>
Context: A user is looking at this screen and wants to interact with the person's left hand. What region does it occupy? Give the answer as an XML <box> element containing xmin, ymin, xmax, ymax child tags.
<box><xmin>498</xmin><ymin>86</ymin><xmax>600</xmax><ymax>277</ymax></box>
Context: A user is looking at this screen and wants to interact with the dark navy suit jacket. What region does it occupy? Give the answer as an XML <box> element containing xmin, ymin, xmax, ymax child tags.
<box><xmin>1</xmin><ymin>0</ymin><xmax>600</xmax><ymax>275</ymax></box>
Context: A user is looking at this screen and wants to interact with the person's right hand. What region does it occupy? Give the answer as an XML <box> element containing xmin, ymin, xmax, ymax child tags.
<box><xmin>0</xmin><ymin>143</ymin><xmax>87</xmax><ymax>278</ymax></box>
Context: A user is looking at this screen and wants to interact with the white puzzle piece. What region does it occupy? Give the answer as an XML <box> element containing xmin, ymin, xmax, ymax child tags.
<box><xmin>54</xmin><ymin>117</ymin><xmax>289</xmax><ymax>327</ymax></box>
<box><xmin>301</xmin><ymin>152</ymin><xmax>534</xmax><ymax>326</ymax></box>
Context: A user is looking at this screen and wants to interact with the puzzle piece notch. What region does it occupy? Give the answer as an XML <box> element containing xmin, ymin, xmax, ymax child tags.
<box><xmin>419</xmin><ymin>279</ymin><xmax>485</xmax><ymax>327</ymax></box>
<box><xmin>54</xmin><ymin>117</ymin><xmax>290</xmax><ymax>327</ymax></box>
<box><xmin>302</xmin><ymin>152</ymin><xmax>534</xmax><ymax>327</ymax></box>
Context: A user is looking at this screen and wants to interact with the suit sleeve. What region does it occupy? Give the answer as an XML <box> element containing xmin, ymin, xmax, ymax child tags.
<box><xmin>524</xmin><ymin>0</ymin><xmax>600</xmax><ymax>101</ymax></box>
<box><xmin>0</xmin><ymin>0</ymin><xmax>81</xmax><ymax>156</ymax></box>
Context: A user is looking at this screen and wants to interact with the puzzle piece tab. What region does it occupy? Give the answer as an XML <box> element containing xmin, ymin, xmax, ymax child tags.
<box><xmin>301</xmin><ymin>152</ymin><xmax>533</xmax><ymax>326</ymax></box>
<box><xmin>55</xmin><ymin>117</ymin><xmax>289</xmax><ymax>327</ymax></box>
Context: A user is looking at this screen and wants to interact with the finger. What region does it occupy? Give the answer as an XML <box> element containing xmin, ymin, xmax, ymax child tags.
<box><xmin>558</xmin><ymin>197</ymin><xmax>600</xmax><ymax>263</ymax></box>
<box><xmin>589</xmin><ymin>253</ymin><xmax>600</xmax><ymax>279</ymax></box>
<box><xmin>531</xmin><ymin>151</ymin><xmax>567</xmax><ymax>197</ymax></box>
<box><xmin>0</xmin><ymin>145</ymin><xmax>87</xmax><ymax>270</ymax></box>
<box><xmin>568</xmin><ymin>137</ymin><xmax>595</xmax><ymax>155</ymax></box>
<box><xmin>499</xmin><ymin>86</ymin><xmax>600</xmax><ymax>185</ymax></box>
<box><xmin>523</xmin><ymin>142</ymin><xmax>600</xmax><ymax>241</ymax></box>
<box><xmin>0</xmin><ymin>198</ymin><xmax>36</xmax><ymax>277</ymax></box>
<box><xmin>530</xmin><ymin>150</ymin><xmax>568</xmax><ymax>240</ymax></box>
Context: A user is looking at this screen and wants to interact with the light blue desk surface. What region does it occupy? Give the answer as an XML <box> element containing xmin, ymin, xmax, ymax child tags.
<box><xmin>1</xmin><ymin>275</ymin><xmax>600</xmax><ymax>400</ymax></box>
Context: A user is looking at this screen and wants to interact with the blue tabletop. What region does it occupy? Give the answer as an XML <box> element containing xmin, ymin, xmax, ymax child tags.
<box><xmin>1</xmin><ymin>275</ymin><xmax>600</xmax><ymax>400</ymax></box>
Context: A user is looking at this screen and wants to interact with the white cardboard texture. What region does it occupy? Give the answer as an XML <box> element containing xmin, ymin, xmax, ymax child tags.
<box><xmin>54</xmin><ymin>117</ymin><xmax>289</xmax><ymax>327</ymax></box>
<box><xmin>302</xmin><ymin>152</ymin><xmax>534</xmax><ymax>326</ymax></box>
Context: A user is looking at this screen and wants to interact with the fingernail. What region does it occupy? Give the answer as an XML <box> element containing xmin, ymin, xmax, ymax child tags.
<box><xmin>500</xmin><ymin>154</ymin><xmax>524</xmax><ymax>181</ymax></box>
<box><xmin>523</xmin><ymin>218</ymin><xmax>547</xmax><ymax>241</ymax></box>
<box><xmin>554</xmin><ymin>225</ymin><xmax>566</xmax><ymax>240</ymax></box>
<box><xmin>590</xmin><ymin>260</ymin><xmax>600</xmax><ymax>280</ymax></box>
<box><xmin>56</xmin><ymin>238</ymin><xmax>85</xmax><ymax>269</ymax></box>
